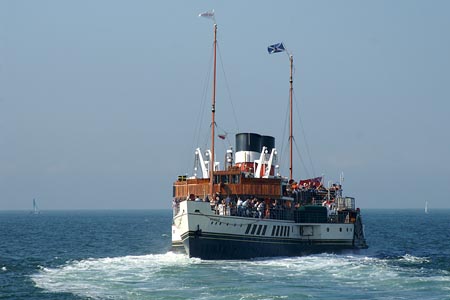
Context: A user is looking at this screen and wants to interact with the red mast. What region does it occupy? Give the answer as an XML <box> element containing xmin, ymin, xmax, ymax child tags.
<box><xmin>210</xmin><ymin>23</ymin><xmax>217</xmax><ymax>198</ymax></box>
<box><xmin>268</xmin><ymin>43</ymin><xmax>294</xmax><ymax>180</ymax></box>
<box><xmin>289</xmin><ymin>54</ymin><xmax>294</xmax><ymax>180</ymax></box>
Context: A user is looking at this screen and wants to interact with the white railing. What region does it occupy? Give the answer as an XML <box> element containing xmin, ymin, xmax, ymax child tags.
<box><xmin>336</xmin><ymin>197</ymin><xmax>355</xmax><ymax>210</ymax></box>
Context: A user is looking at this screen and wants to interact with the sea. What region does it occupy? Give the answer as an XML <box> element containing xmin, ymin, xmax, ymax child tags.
<box><xmin>1</xmin><ymin>209</ymin><xmax>449</xmax><ymax>300</ymax></box>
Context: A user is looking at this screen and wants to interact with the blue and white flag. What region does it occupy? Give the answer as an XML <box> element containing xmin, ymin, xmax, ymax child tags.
<box><xmin>267</xmin><ymin>43</ymin><xmax>285</xmax><ymax>54</ymax></box>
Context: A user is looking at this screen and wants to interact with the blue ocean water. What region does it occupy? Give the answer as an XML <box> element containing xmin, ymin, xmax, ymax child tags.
<box><xmin>1</xmin><ymin>209</ymin><xmax>449</xmax><ymax>300</ymax></box>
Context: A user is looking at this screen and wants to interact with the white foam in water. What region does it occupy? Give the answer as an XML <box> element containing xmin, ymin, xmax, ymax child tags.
<box><xmin>399</xmin><ymin>254</ymin><xmax>430</xmax><ymax>263</ymax></box>
<box><xmin>31</xmin><ymin>253</ymin><xmax>450</xmax><ymax>299</ymax></box>
<box><xmin>32</xmin><ymin>252</ymin><xmax>198</xmax><ymax>299</ymax></box>
<box><xmin>1</xmin><ymin>266</ymin><xmax>6</xmax><ymax>271</ymax></box>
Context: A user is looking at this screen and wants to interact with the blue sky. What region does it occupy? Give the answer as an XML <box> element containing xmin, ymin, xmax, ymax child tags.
<box><xmin>1</xmin><ymin>1</ymin><xmax>449</xmax><ymax>210</ymax></box>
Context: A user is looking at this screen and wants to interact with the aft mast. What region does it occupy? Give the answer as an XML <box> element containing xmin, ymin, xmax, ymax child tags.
<box><xmin>289</xmin><ymin>54</ymin><xmax>294</xmax><ymax>180</ymax></box>
<box><xmin>268</xmin><ymin>43</ymin><xmax>294</xmax><ymax>180</ymax></box>
<box><xmin>210</xmin><ymin>22</ymin><xmax>217</xmax><ymax>199</ymax></box>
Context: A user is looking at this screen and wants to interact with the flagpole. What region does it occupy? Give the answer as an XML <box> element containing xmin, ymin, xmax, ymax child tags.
<box><xmin>267</xmin><ymin>42</ymin><xmax>293</xmax><ymax>180</ymax></box>
<box><xmin>210</xmin><ymin>23</ymin><xmax>217</xmax><ymax>199</ymax></box>
<box><xmin>289</xmin><ymin>54</ymin><xmax>293</xmax><ymax>181</ymax></box>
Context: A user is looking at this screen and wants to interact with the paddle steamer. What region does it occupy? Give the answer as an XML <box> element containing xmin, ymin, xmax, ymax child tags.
<box><xmin>172</xmin><ymin>12</ymin><xmax>367</xmax><ymax>259</ymax></box>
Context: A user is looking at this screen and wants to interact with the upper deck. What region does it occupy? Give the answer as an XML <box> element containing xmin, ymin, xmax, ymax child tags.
<box><xmin>173</xmin><ymin>168</ymin><xmax>283</xmax><ymax>200</ymax></box>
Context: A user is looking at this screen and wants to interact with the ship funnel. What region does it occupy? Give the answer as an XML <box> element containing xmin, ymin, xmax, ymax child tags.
<box><xmin>235</xmin><ymin>133</ymin><xmax>275</xmax><ymax>175</ymax></box>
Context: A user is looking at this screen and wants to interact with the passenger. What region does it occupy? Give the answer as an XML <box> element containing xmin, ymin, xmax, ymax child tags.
<box><xmin>195</xmin><ymin>195</ymin><xmax>202</xmax><ymax>202</ymax></box>
<box><xmin>242</xmin><ymin>198</ymin><xmax>250</xmax><ymax>217</ymax></box>
<box><xmin>214</xmin><ymin>193</ymin><xmax>221</xmax><ymax>214</ymax></box>
<box><xmin>247</xmin><ymin>199</ymin><xmax>255</xmax><ymax>217</ymax></box>
<box><xmin>257</xmin><ymin>200</ymin><xmax>265</xmax><ymax>219</ymax></box>
<box><xmin>264</xmin><ymin>199</ymin><xmax>271</xmax><ymax>218</ymax></box>
<box><xmin>229</xmin><ymin>197</ymin><xmax>236</xmax><ymax>216</ymax></box>
<box><xmin>218</xmin><ymin>199</ymin><xmax>225</xmax><ymax>216</ymax></box>
<box><xmin>271</xmin><ymin>199</ymin><xmax>280</xmax><ymax>219</ymax></box>
<box><xmin>237</xmin><ymin>197</ymin><xmax>243</xmax><ymax>216</ymax></box>
<box><xmin>215</xmin><ymin>192</ymin><xmax>221</xmax><ymax>203</ymax></box>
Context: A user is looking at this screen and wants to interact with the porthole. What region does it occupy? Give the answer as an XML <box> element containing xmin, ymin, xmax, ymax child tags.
<box><xmin>339</xmin><ymin>228</ymin><xmax>342</xmax><ymax>232</ymax></box>
<box><xmin>326</xmin><ymin>228</ymin><xmax>330</xmax><ymax>232</ymax></box>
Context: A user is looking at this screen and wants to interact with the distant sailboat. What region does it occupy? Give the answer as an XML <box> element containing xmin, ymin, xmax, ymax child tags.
<box><xmin>32</xmin><ymin>198</ymin><xmax>40</xmax><ymax>215</ymax></box>
<box><xmin>425</xmin><ymin>201</ymin><xmax>429</xmax><ymax>214</ymax></box>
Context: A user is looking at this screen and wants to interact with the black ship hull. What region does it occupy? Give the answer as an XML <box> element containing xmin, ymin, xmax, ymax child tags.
<box><xmin>181</xmin><ymin>230</ymin><xmax>362</xmax><ymax>260</ymax></box>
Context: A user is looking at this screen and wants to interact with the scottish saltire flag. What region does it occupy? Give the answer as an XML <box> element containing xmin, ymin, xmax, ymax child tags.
<box><xmin>267</xmin><ymin>42</ymin><xmax>285</xmax><ymax>54</ymax></box>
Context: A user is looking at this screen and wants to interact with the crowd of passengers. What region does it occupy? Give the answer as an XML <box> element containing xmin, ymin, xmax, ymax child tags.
<box><xmin>172</xmin><ymin>180</ymin><xmax>344</xmax><ymax>220</ymax></box>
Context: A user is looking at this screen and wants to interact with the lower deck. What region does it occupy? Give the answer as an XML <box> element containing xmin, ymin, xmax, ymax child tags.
<box><xmin>172</xmin><ymin>201</ymin><xmax>367</xmax><ymax>259</ymax></box>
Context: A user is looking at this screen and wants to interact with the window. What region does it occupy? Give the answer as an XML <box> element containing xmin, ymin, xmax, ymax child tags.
<box><xmin>262</xmin><ymin>225</ymin><xmax>268</xmax><ymax>235</ymax></box>
<box><xmin>221</xmin><ymin>175</ymin><xmax>229</xmax><ymax>184</ymax></box>
<box><xmin>256</xmin><ymin>225</ymin><xmax>263</xmax><ymax>235</ymax></box>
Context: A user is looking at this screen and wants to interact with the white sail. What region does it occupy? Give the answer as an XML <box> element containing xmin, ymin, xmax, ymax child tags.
<box><xmin>32</xmin><ymin>198</ymin><xmax>40</xmax><ymax>214</ymax></box>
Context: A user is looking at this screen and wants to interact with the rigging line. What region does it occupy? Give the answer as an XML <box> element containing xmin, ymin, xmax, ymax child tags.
<box><xmin>195</xmin><ymin>45</ymin><xmax>214</xmax><ymax>148</ymax></box>
<box><xmin>215</xmin><ymin>124</ymin><xmax>236</xmax><ymax>149</ymax></box>
<box><xmin>215</xmin><ymin>123</ymin><xmax>239</xmax><ymax>136</ymax></box>
<box><xmin>279</xmin><ymin>138</ymin><xmax>290</xmax><ymax>177</ymax></box>
<box><xmin>216</xmin><ymin>43</ymin><xmax>240</xmax><ymax>132</ymax></box>
<box><xmin>293</xmin><ymin>137</ymin><xmax>311</xmax><ymax>179</ymax></box>
<box><xmin>218</xmin><ymin>136</ymin><xmax>232</xmax><ymax>151</ymax></box>
<box><xmin>186</xmin><ymin>44</ymin><xmax>214</xmax><ymax>174</ymax></box>
<box><xmin>293</xmin><ymin>89</ymin><xmax>316</xmax><ymax>177</ymax></box>
<box><xmin>278</xmin><ymin>93</ymin><xmax>290</xmax><ymax>172</ymax></box>
<box><xmin>203</xmin><ymin>121</ymin><xmax>215</xmax><ymax>151</ymax></box>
